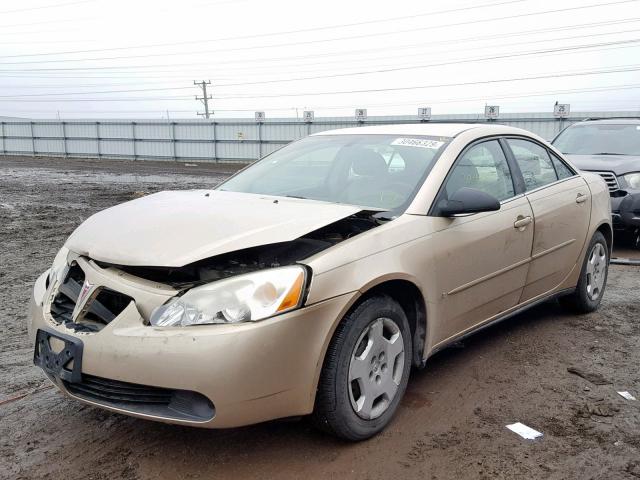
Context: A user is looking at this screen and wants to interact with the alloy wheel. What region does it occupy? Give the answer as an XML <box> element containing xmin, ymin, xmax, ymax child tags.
<box><xmin>348</xmin><ymin>317</ymin><xmax>405</xmax><ymax>420</ymax></box>
<box><xmin>585</xmin><ymin>242</ymin><xmax>607</xmax><ymax>301</ymax></box>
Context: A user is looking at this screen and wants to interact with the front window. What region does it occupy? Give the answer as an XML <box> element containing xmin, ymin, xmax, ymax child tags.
<box><xmin>218</xmin><ymin>134</ymin><xmax>450</xmax><ymax>213</ymax></box>
<box><xmin>553</xmin><ymin>123</ymin><xmax>640</xmax><ymax>156</ymax></box>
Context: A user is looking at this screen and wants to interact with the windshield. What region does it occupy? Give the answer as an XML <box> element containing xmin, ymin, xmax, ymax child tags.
<box><xmin>218</xmin><ymin>134</ymin><xmax>450</xmax><ymax>213</ymax></box>
<box><xmin>553</xmin><ymin>123</ymin><xmax>640</xmax><ymax>156</ymax></box>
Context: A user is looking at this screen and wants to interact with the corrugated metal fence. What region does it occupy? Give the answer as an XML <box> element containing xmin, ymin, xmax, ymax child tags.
<box><xmin>1</xmin><ymin>111</ymin><xmax>637</xmax><ymax>163</ymax></box>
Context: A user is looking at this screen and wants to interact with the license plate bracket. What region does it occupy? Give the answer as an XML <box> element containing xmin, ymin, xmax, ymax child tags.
<box><xmin>33</xmin><ymin>328</ymin><xmax>84</xmax><ymax>383</ymax></box>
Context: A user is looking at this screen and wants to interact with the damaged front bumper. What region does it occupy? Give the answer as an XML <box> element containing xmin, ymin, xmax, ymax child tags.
<box><xmin>611</xmin><ymin>189</ymin><xmax>640</xmax><ymax>230</ymax></box>
<box><xmin>28</xmin><ymin>268</ymin><xmax>357</xmax><ymax>428</ymax></box>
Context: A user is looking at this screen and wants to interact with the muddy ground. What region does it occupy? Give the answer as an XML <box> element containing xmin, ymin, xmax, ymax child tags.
<box><xmin>1</xmin><ymin>155</ymin><xmax>639</xmax><ymax>480</ymax></box>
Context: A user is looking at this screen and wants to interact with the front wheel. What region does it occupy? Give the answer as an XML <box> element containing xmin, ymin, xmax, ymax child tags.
<box><xmin>312</xmin><ymin>296</ymin><xmax>412</xmax><ymax>441</ymax></box>
<box><xmin>561</xmin><ymin>231</ymin><xmax>609</xmax><ymax>313</ymax></box>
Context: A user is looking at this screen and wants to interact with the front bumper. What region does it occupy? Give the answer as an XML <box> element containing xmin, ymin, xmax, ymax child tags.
<box><xmin>611</xmin><ymin>190</ymin><xmax>640</xmax><ymax>229</ymax></box>
<box><xmin>28</xmin><ymin>270</ymin><xmax>357</xmax><ymax>428</ymax></box>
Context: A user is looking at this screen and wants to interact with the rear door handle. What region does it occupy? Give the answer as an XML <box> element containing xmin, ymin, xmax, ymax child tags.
<box><xmin>576</xmin><ymin>193</ymin><xmax>588</xmax><ymax>204</ymax></box>
<box><xmin>514</xmin><ymin>215</ymin><xmax>532</xmax><ymax>230</ymax></box>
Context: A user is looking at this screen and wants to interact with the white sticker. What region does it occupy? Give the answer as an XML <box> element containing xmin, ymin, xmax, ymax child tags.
<box><xmin>618</xmin><ymin>391</ymin><xmax>637</xmax><ymax>401</ymax></box>
<box><xmin>391</xmin><ymin>137</ymin><xmax>444</xmax><ymax>149</ymax></box>
<box><xmin>506</xmin><ymin>422</ymin><xmax>543</xmax><ymax>440</ymax></box>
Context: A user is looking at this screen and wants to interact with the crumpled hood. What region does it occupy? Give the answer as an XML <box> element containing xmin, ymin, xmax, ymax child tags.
<box><xmin>565</xmin><ymin>154</ymin><xmax>640</xmax><ymax>176</ymax></box>
<box><xmin>66</xmin><ymin>190</ymin><xmax>362</xmax><ymax>267</ymax></box>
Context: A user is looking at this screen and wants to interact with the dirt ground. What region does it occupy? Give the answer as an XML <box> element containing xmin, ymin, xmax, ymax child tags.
<box><xmin>1</xmin><ymin>155</ymin><xmax>639</xmax><ymax>480</ymax></box>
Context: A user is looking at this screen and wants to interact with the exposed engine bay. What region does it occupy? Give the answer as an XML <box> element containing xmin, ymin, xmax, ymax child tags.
<box><xmin>96</xmin><ymin>211</ymin><xmax>386</xmax><ymax>288</ymax></box>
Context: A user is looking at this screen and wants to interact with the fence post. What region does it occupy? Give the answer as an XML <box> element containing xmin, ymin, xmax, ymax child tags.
<box><xmin>132</xmin><ymin>122</ymin><xmax>137</xmax><ymax>160</ymax></box>
<box><xmin>170</xmin><ymin>121</ymin><xmax>177</xmax><ymax>161</ymax></box>
<box><xmin>257</xmin><ymin>121</ymin><xmax>262</xmax><ymax>160</ymax></box>
<box><xmin>212</xmin><ymin>121</ymin><xmax>218</xmax><ymax>163</ymax></box>
<box><xmin>0</xmin><ymin>122</ymin><xmax>4</xmax><ymax>155</ymax></box>
<box><xmin>61</xmin><ymin>121</ymin><xmax>68</xmax><ymax>158</ymax></box>
<box><xmin>29</xmin><ymin>121</ymin><xmax>36</xmax><ymax>156</ymax></box>
<box><xmin>96</xmin><ymin>122</ymin><xmax>101</xmax><ymax>159</ymax></box>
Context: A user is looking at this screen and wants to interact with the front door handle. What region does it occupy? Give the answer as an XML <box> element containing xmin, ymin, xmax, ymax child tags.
<box><xmin>576</xmin><ymin>193</ymin><xmax>588</xmax><ymax>204</ymax></box>
<box><xmin>514</xmin><ymin>215</ymin><xmax>532</xmax><ymax>230</ymax></box>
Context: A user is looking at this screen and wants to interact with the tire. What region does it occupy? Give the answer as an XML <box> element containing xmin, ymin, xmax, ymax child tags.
<box><xmin>632</xmin><ymin>228</ymin><xmax>640</xmax><ymax>250</ymax></box>
<box><xmin>561</xmin><ymin>231</ymin><xmax>609</xmax><ymax>313</ymax></box>
<box><xmin>312</xmin><ymin>295</ymin><xmax>412</xmax><ymax>441</ymax></box>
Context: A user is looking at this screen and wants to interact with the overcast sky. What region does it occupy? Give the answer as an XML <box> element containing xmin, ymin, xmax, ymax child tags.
<box><xmin>0</xmin><ymin>0</ymin><xmax>639</xmax><ymax>119</ymax></box>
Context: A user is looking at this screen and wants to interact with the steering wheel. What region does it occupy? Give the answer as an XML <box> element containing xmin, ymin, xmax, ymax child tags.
<box><xmin>348</xmin><ymin>181</ymin><xmax>413</xmax><ymax>209</ymax></box>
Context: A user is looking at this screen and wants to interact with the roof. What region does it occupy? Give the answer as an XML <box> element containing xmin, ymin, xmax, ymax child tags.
<box><xmin>579</xmin><ymin>117</ymin><xmax>640</xmax><ymax>124</ymax></box>
<box><xmin>312</xmin><ymin>123</ymin><xmax>510</xmax><ymax>137</ymax></box>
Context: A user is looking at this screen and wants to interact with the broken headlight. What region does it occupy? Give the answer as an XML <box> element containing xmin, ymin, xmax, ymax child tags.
<box><xmin>48</xmin><ymin>246</ymin><xmax>70</xmax><ymax>287</ymax></box>
<box><xmin>149</xmin><ymin>265</ymin><xmax>307</xmax><ymax>327</ymax></box>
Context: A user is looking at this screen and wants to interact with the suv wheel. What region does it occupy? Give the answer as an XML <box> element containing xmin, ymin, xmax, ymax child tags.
<box><xmin>312</xmin><ymin>295</ymin><xmax>412</xmax><ymax>441</ymax></box>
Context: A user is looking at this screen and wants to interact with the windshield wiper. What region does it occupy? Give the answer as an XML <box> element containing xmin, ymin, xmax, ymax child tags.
<box><xmin>592</xmin><ymin>152</ymin><xmax>625</xmax><ymax>156</ymax></box>
<box><xmin>284</xmin><ymin>195</ymin><xmax>308</xmax><ymax>199</ymax></box>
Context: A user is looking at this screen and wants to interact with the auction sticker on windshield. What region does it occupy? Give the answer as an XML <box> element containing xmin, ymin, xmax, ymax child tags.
<box><xmin>391</xmin><ymin>138</ymin><xmax>444</xmax><ymax>149</ymax></box>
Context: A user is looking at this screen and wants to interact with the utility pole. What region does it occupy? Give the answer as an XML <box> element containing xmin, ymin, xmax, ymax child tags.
<box><xmin>194</xmin><ymin>80</ymin><xmax>212</xmax><ymax>118</ymax></box>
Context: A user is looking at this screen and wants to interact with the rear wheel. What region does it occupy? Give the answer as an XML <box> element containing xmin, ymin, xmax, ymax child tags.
<box><xmin>312</xmin><ymin>295</ymin><xmax>412</xmax><ymax>441</ymax></box>
<box><xmin>561</xmin><ymin>231</ymin><xmax>609</xmax><ymax>313</ymax></box>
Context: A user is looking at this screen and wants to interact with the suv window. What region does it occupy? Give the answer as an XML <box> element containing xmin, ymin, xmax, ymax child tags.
<box><xmin>553</xmin><ymin>123</ymin><xmax>640</xmax><ymax>156</ymax></box>
<box><xmin>507</xmin><ymin>139</ymin><xmax>558</xmax><ymax>190</ymax></box>
<box><xmin>444</xmin><ymin>140</ymin><xmax>515</xmax><ymax>201</ymax></box>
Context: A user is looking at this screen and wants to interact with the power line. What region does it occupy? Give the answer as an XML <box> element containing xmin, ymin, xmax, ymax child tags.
<box><xmin>2</xmin><ymin>34</ymin><xmax>638</xmax><ymax>76</ymax></box>
<box><xmin>209</xmin><ymin>37</ymin><xmax>640</xmax><ymax>88</ymax></box>
<box><xmin>0</xmin><ymin>60</ymin><xmax>640</xmax><ymax>101</ymax></box>
<box><xmin>0</xmin><ymin>0</ymin><xmax>635</xmax><ymax>62</ymax></box>
<box><xmin>0</xmin><ymin>0</ymin><xmax>524</xmax><ymax>54</ymax></box>
<box><xmin>5</xmin><ymin>83</ymin><xmax>640</xmax><ymax>116</ymax></box>
<box><xmin>2</xmin><ymin>66</ymin><xmax>639</xmax><ymax>102</ymax></box>
<box><xmin>0</xmin><ymin>31</ymin><xmax>637</xmax><ymax>92</ymax></box>
<box><xmin>210</xmin><ymin>65</ymin><xmax>640</xmax><ymax>100</ymax></box>
<box><xmin>3</xmin><ymin>18</ymin><xmax>640</xmax><ymax>70</ymax></box>
<box><xmin>2</xmin><ymin>17</ymin><xmax>638</xmax><ymax>81</ymax></box>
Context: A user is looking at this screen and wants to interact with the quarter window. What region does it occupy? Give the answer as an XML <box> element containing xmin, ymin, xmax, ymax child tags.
<box><xmin>444</xmin><ymin>140</ymin><xmax>515</xmax><ymax>201</ymax></box>
<box><xmin>507</xmin><ymin>139</ymin><xmax>558</xmax><ymax>190</ymax></box>
<box><xmin>550</xmin><ymin>153</ymin><xmax>575</xmax><ymax>180</ymax></box>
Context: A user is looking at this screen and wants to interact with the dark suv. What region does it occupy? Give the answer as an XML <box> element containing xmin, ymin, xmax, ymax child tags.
<box><xmin>553</xmin><ymin>118</ymin><xmax>640</xmax><ymax>248</ymax></box>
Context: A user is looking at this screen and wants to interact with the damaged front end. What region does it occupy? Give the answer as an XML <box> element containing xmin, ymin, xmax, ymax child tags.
<box><xmin>102</xmin><ymin>211</ymin><xmax>384</xmax><ymax>288</ymax></box>
<box><xmin>46</xmin><ymin>211</ymin><xmax>385</xmax><ymax>333</ymax></box>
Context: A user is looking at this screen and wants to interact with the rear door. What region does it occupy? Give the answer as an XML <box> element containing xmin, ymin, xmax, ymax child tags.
<box><xmin>504</xmin><ymin>138</ymin><xmax>591</xmax><ymax>302</ymax></box>
<box><xmin>428</xmin><ymin>139</ymin><xmax>534</xmax><ymax>345</ymax></box>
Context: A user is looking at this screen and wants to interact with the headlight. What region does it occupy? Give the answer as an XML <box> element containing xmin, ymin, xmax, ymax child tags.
<box><xmin>49</xmin><ymin>246</ymin><xmax>70</xmax><ymax>285</ymax></box>
<box><xmin>150</xmin><ymin>265</ymin><xmax>307</xmax><ymax>327</ymax></box>
<box><xmin>623</xmin><ymin>172</ymin><xmax>640</xmax><ymax>189</ymax></box>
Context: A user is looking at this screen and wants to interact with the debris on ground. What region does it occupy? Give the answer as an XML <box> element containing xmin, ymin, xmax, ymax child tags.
<box><xmin>576</xmin><ymin>402</ymin><xmax>619</xmax><ymax>418</ymax></box>
<box><xmin>0</xmin><ymin>384</ymin><xmax>53</xmax><ymax>407</ymax></box>
<box><xmin>506</xmin><ymin>422</ymin><xmax>543</xmax><ymax>440</ymax></box>
<box><xmin>567</xmin><ymin>366</ymin><xmax>612</xmax><ymax>385</ymax></box>
<box><xmin>618</xmin><ymin>391</ymin><xmax>637</xmax><ymax>401</ymax></box>
<box><xmin>130</xmin><ymin>191</ymin><xmax>149</xmax><ymax>199</ymax></box>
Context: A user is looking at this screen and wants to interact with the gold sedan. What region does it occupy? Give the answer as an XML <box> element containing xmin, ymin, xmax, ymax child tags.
<box><xmin>28</xmin><ymin>123</ymin><xmax>612</xmax><ymax>440</ymax></box>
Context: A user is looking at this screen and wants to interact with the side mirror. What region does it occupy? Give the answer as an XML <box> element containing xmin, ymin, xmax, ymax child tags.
<box><xmin>437</xmin><ymin>187</ymin><xmax>501</xmax><ymax>217</ymax></box>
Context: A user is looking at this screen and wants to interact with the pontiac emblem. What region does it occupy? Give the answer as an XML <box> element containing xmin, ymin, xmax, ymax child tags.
<box><xmin>78</xmin><ymin>280</ymin><xmax>93</xmax><ymax>304</ymax></box>
<box><xmin>72</xmin><ymin>280</ymin><xmax>95</xmax><ymax>320</ymax></box>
